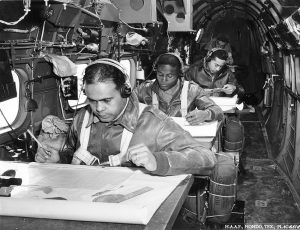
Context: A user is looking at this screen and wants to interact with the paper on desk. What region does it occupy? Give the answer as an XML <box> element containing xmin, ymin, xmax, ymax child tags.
<box><xmin>0</xmin><ymin>162</ymin><xmax>189</xmax><ymax>225</ymax></box>
<box><xmin>210</xmin><ymin>95</ymin><xmax>243</xmax><ymax>111</ymax></box>
<box><xmin>171</xmin><ymin>117</ymin><xmax>218</xmax><ymax>137</ymax></box>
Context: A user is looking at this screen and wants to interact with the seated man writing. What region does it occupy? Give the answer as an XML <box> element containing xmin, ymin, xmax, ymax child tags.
<box><xmin>185</xmin><ymin>48</ymin><xmax>244</xmax><ymax>98</ymax></box>
<box><xmin>35</xmin><ymin>58</ymin><xmax>216</xmax><ymax>176</ymax></box>
<box><xmin>186</xmin><ymin>48</ymin><xmax>245</xmax><ymax>175</ymax></box>
<box><xmin>135</xmin><ymin>53</ymin><xmax>223</xmax><ymax>125</ymax></box>
<box><xmin>135</xmin><ymin>53</ymin><xmax>236</xmax><ymax>223</ymax></box>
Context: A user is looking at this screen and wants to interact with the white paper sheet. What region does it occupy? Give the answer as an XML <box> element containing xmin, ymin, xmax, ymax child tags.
<box><xmin>171</xmin><ymin>117</ymin><xmax>218</xmax><ymax>137</ymax></box>
<box><xmin>0</xmin><ymin>162</ymin><xmax>189</xmax><ymax>225</ymax></box>
<box><xmin>210</xmin><ymin>95</ymin><xmax>243</xmax><ymax>111</ymax></box>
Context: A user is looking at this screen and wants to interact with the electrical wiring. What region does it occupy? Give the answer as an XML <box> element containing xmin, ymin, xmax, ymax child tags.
<box><xmin>0</xmin><ymin>0</ymin><xmax>31</xmax><ymax>26</ymax></box>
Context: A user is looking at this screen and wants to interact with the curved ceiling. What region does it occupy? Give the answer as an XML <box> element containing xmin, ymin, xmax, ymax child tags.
<box><xmin>189</xmin><ymin>0</ymin><xmax>300</xmax><ymax>50</ymax></box>
<box><xmin>193</xmin><ymin>0</ymin><xmax>299</xmax><ymax>28</ymax></box>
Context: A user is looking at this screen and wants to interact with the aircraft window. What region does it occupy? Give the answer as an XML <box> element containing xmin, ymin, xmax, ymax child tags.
<box><xmin>291</xmin><ymin>55</ymin><xmax>296</xmax><ymax>93</ymax></box>
<box><xmin>120</xmin><ymin>59</ymin><xmax>131</xmax><ymax>80</ymax></box>
<box><xmin>68</xmin><ymin>64</ymin><xmax>87</xmax><ymax>109</ymax></box>
<box><xmin>120</xmin><ymin>59</ymin><xmax>135</xmax><ymax>88</ymax></box>
<box><xmin>295</xmin><ymin>57</ymin><xmax>300</xmax><ymax>94</ymax></box>
<box><xmin>195</xmin><ymin>28</ymin><xmax>204</xmax><ymax>43</ymax></box>
<box><xmin>0</xmin><ymin>71</ymin><xmax>20</xmax><ymax>129</ymax></box>
<box><xmin>284</xmin><ymin>55</ymin><xmax>291</xmax><ymax>88</ymax></box>
<box><xmin>120</xmin><ymin>58</ymin><xmax>136</xmax><ymax>89</ymax></box>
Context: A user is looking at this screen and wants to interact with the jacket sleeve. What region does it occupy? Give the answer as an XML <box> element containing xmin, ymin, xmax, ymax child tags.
<box><xmin>227</xmin><ymin>71</ymin><xmax>245</xmax><ymax>96</ymax></box>
<box><xmin>134</xmin><ymin>81</ymin><xmax>153</xmax><ymax>104</ymax></box>
<box><xmin>191</xmin><ymin>84</ymin><xmax>224</xmax><ymax>121</ymax></box>
<box><xmin>184</xmin><ymin>65</ymin><xmax>197</xmax><ymax>82</ymax></box>
<box><xmin>58</xmin><ymin>110</ymin><xmax>84</xmax><ymax>164</ymax></box>
<box><xmin>151</xmin><ymin>117</ymin><xmax>217</xmax><ymax>176</ymax></box>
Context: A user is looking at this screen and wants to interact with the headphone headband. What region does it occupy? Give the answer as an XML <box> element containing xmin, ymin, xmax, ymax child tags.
<box><xmin>205</xmin><ymin>48</ymin><xmax>228</xmax><ymax>62</ymax></box>
<box><xmin>86</xmin><ymin>58</ymin><xmax>131</xmax><ymax>88</ymax></box>
<box><xmin>153</xmin><ymin>52</ymin><xmax>184</xmax><ymax>74</ymax></box>
<box><xmin>84</xmin><ymin>58</ymin><xmax>132</xmax><ymax>98</ymax></box>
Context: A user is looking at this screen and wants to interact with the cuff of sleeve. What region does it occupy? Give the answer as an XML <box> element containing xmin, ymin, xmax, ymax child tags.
<box><xmin>207</xmin><ymin>109</ymin><xmax>215</xmax><ymax>120</ymax></box>
<box><xmin>233</xmin><ymin>86</ymin><xmax>239</xmax><ymax>95</ymax></box>
<box><xmin>59</xmin><ymin>150</ymin><xmax>73</xmax><ymax>164</ymax></box>
<box><xmin>151</xmin><ymin>152</ymin><xmax>170</xmax><ymax>175</ymax></box>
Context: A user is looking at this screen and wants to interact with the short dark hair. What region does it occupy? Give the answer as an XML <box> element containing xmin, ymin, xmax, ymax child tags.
<box><xmin>156</xmin><ymin>54</ymin><xmax>182</xmax><ymax>71</ymax></box>
<box><xmin>83</xmin><ymin>63</ymin><xmax>125</xmax><ymax>91</ymax></box>
<box><xmin>216</xmin><ymin>34</ymin><xmax>229</xmax><ymax>44</ymax></box>
<box><xmin>209</xmin><ymin>49</ymin><xmax>228</xmax><ymax>61</ymax></box>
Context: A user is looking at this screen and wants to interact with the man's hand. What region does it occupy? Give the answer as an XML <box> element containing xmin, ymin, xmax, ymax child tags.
<box><xmin>222</xmin><ymin>84</ymin><xmax>236</xmax><ymax>95</ymax></box>
<box><xmin>35</xmin><ymin>144</ymin><xmax>60</xmax><ymax>163</ymax></box>
<box><xmin>186</xmin><ymin>110</ymin><xmax>210</xmax><ymax>125</ymax></box>
<box><xmin>127</xmin><ymin>144</ymin><xmax>157</xmax><ymax>171</ymax></box>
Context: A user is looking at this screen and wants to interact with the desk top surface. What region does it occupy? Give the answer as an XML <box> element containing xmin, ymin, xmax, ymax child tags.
<box><xmin>0</xmin><ymin>163</ymin><xmax>194</xmax><ymax>230</ymax></box>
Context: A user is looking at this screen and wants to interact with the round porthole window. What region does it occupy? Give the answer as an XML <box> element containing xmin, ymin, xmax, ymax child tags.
<box><xmin>176</xmin><ymin>12</ymin><xmax>185</xmax><ymax>23</ymax></box>
<box><xmin>165</xmin><ymin>4</ymin><xmax>175</xmax><ymax>14</ymax></box>
<box><xmin>130</xmin><ymin>0</ymin><xmax>144</xmax><ymax>11</ymax></box>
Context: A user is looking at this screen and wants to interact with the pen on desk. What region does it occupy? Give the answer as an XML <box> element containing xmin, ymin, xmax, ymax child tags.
<box><xmin>99</xmin><ymin>161</ymin><xmax>110</xmax><ymax>166</ymax></box>
<box><xmin>185</xmin><ymin>108</ymin><xmax>198</xmax><ymax>119</ymax></box>
<box><xmin>26</xmin><ymin>129</ymin><xmax>51</xmax><ymax>156</ymax></box>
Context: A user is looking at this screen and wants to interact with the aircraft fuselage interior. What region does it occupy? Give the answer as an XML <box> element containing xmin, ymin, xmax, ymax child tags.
<box><xmin>1</xmin><ymin>0</ymin><xmax>300</xmax><ymax>229</ymax></box>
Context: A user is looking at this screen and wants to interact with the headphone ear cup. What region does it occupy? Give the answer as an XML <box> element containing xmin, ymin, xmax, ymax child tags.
<box><xmin>120</xmin><ymin>84</ymin><xmax>132</xmax><ymax>98</ymax></box>
<box><xmin>206</xmin><ymin>50</ymin><xmax>213</xmax><ymax>62</ymax></box>
<box><xmin>152</xmin><ymin>57</ymin><xmax>159</xmax><ymax>72</ymax></box>
<box><xmin>81</xmin><ymin>83</ymin><xmax>86</xmax><ymax>95</ymax></box>
<box><xmin>206</xmin><ymin>55</ymin><xmax>211</xmax><ymax>63</ymax></box>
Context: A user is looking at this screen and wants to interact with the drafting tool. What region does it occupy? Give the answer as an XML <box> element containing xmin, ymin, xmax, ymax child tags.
<box><xmin>93</xmin><ymin>186</ymin><xmax>153</xmax><ymax>203</ymax></box>
<box><xmin>26</xmin><ymin>129</ymin><xmax>51</xmax><ymax>155</ymax></box>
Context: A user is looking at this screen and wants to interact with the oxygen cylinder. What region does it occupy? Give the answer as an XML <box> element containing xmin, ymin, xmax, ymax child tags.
<box><xmin>207</xmin><ymin>153</ymin><xmax>237</xmax><ymax>223</ymax></box>
<box><xmin>223</xmin><ymin>116</ymin><xmax>244</xmax><ymax>152</ymax></box>
<box><xmin>263</xmin><ymin>79</ymin><xmax>272</xmax><ymax>108</ymax></box>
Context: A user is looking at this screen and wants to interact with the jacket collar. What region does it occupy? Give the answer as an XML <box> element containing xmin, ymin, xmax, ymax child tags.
<box><xmin>151</xmin><ymin>79</ymin><xmax>183</xmax><ymax>100</ymax></box>
<box><xmin>86</xmin><ymin>93</ymin><xmax>140</xmax><ymax>132</ymax></box>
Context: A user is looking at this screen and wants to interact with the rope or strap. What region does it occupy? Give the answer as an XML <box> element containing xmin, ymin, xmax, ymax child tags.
<box><xmin>72</xmin><ymin>110</ymin><xmax>100</xmax><ymax>165</ymax></box>
<box><xmin>108</xmin><ymin>130</ymin><xmax>133</xmax><ymax>166</ymax></box>
<box><xmin>72</xmin><ymin>103</ymin><xmax>148</xmax><ymax>166</ymax></box>
<box><xmin>208</xmin><ymin>193</ymin><xmax>236</xmax><ymax>198</ymax></box>
<box><xmin>152</xmin><ymin>92</ymin><xmax>159</xmax><ymax>109</ymax></box>
<box><xmin>109</xmin><ymin>103</ymin><xmax>147</xmax><ymax>166</ymax></box>
<box><xmin>215</xmin><ymin>151</ymin><xmax>236</xmax><ymax>160</ymax></box>
<box><xmin>72</xmin><ymin>148</ymin><xmax>100</xmax><ymax>165</ymax></box>
<box><xmin>180</xmin><ymin>81</ymin><xmax>189</xmax><ymax>117</ymax></box>
<box><xmin>152</xmin><ymin>81</ymin><xmax>189</xmax><ymax>117</ymax></box>
<box><xmin>210</xmin><ymin>180</ymin><xmax>236</xmax><ymax>187</ymax></box>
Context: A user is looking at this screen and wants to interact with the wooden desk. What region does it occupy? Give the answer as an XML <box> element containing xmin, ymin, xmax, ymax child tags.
<box><xmin>0</xmin><ymin>170</ymin><xmax>193</xmax><ymax>230</ymax></box>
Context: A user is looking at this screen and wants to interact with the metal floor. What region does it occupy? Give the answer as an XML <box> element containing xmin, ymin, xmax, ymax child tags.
<box><xmin>173</xmin><ymin>109</ymin><xmax>300</xmax><ymax>229</ymax></box>
<box><xmin>238</xmin><ymin>110</ymin><xmax>300</xmax><ymax>225</ymax></box>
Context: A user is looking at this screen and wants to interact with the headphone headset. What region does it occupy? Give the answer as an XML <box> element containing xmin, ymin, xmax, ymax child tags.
<box><xmin>205</xmin><ymin>47</ymin><xmax>228</xmax><ymax>63</ymax></box>
<box><xmin>84</xmin><ymin>58</ymin><xmax>132</xmax><ymax>98</ymax></box>
<box><xmin>152</xmin><ymin>52</ymin><xmax>184</xmax><ymax>75</ymax></box>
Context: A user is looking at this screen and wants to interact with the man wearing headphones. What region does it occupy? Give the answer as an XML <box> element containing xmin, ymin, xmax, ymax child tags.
<box><xmin>205</xmin><ymin>34</ymin><xmax>234</xmax><ymax>64</ymax></box>
<box><xmin>35</xmin><ymin>58</ymin><xmax>216</xmax><ymax>176</ymax></box>
<box><xmin>135</xmin><ymin>53</ymin><xmax>237</xmax><ymax>224</ymax></box>
<box><xmin>135</xmin><ymin>53</ymin><xmax>223</xmax><ymax>125</ymax></box>
<box><xmin>186</xmin><ymin>48</ymin><xmax>246</xmax><ymax>177</ymax></box>
<box><xmin>186</xmin><ymin>48</ymin><xmax>244</xmax><ymax>97</ymax></box>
